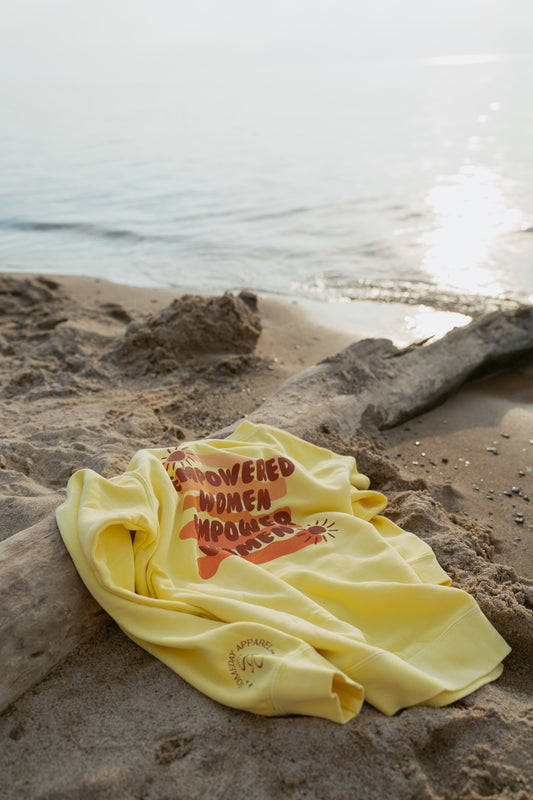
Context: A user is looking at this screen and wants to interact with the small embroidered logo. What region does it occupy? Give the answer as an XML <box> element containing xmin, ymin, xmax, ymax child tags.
<box><xmin>226</xmin><ymin>638</ymin><xmax>275</xmax><ymax>689</ymax></box>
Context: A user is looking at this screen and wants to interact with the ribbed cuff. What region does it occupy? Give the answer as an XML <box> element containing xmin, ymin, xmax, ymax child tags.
<box><xmin>272</xmin><ymin>646</ymin><xmax>364</xmax><ymax>723</ymax></box>
<box><xmin>348</xmin><ymin>606</ymin><xmax>511</xmax><ymax>715</ymax></box>
<box><xmin>408</xmin><ymin>553</ymin><xmax>451</xmax><ymax>586</ymax></box>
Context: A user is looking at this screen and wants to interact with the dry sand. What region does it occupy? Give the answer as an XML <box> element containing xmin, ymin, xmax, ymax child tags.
<box><xmin>0</xmin><ymin>273</ymin><xmax>532</xmax><ymax>799</ymax></box>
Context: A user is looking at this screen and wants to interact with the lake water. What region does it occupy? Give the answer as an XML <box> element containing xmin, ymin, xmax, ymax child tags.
<box><xmin>1</xmin><ymin>52</ymin><xmax>532</xmax><ymax>338</ymax></box>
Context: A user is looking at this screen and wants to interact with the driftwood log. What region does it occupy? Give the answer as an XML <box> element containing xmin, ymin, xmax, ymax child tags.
<box><xmin>240</xmin><ymin>305</ymin><xmax>533</xmax><ymax>438</ymax></box>
<box><xmin>0</xmin><ymin>517</ymin><xmax>103</xmax><ymax>712</ymax></box>
<box><xmin>1</xmin><ymin>306</ymin><xmax>532</xmax><ymax>713</ymax></box>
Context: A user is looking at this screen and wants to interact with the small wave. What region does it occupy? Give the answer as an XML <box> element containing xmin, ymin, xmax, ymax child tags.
<box><xmin>243</xmin><ymin>196</ymin><xmax>400</xmax><ymax>224</ymax></box>
<box><xmin>243</xmin><ymin>206</ymin><xmax>311</xmax><ymax>223</ymax></box>
<box><xmin>1</xmin><ymin>219</ymin><xmax>151</xmax><ymax>244</ymax></box>
<box><xmin>299</xmin><ymin>278</ymin><xmax>524</xmax><ymax>316</ymax></box>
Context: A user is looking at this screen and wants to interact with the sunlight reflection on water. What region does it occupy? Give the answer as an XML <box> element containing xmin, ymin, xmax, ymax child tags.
<box><xmin>419</xmin><ymin>165</ymin><xmax>523</xmax><ymax>296</ymax></box>
<box><xmin>404</xmin><ymin>306</ymin><xmax>471</xmax><ymax>341</ymax></box>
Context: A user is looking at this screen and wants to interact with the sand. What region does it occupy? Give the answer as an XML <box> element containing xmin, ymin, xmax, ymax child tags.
<box><xmin>0</xmin><ymin>273</ymin><xmax>532</xmax><ymax>799</ymax></box>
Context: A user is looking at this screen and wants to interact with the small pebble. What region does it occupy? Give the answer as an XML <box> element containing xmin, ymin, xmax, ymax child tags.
<box><xmin>473</xmin><ymin>484</ymin><xmax>480</xmax><ymax>491</ymax></box>
<box><xmin>511</xmin><ymin>486</ymin><xmax>520</xmax><ymax>494</ymax></box>
<box><xmin>486</xmin><ymin>447</ymin><xmax>499</xmax><ymax>455</ymax></box>
<box><xmin>486</xmin><ymin>495</ymin><xmax>494</xmax><ymax>501</ymax></box>
<box><xmin>515</xmin><ymin>517</ymin><xmax>524</xmax><ymax>524</ymax></box>
<box><xmin>501</xmin><ymin>432</ymin><xmax>511</xmax><ymax>439</ymax></box>
<box><xmin>503</xmin><ymin>491</ymin><xmax>513</xmax><ymax>497</ymax></box>
<box><xmin>51</xmin><ymin>382</ymin><xmax>62</xmax><ymax>389</ymax></box>
<box><xmin>442</xmin><ymin>457</ymin><xmax>448</xmax><ymax>464</ymax></box>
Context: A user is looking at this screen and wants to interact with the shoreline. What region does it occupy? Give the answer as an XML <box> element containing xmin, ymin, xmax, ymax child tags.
<box><xmin>1</xmin><ymin>272</ymin><xmax>532</xmax><ymax>798</ymax></box>
<box><xmin>8</xmin><ymin>270</ymin><xmax>479</xmax><ymax>347</ymax></box>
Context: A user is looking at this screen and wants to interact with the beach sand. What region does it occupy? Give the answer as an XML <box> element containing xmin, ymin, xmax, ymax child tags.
<box><xmin>1</xmin><ymin>274</ymin><xmax>532</xmax><ymax>799</ymax></box>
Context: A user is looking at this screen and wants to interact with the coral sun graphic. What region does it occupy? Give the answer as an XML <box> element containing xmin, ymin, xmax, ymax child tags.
<box><xmin>299</xmin><ymin>519</ymin><xmax>338</xmax><ymax>544</ymax></box>
<box><xmin>163</xmin><ymin>446</ymin><xmax>200</xmax><ymax>468</ymax></box>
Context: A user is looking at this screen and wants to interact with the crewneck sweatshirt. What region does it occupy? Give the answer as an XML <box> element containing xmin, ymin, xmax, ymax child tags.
<box><xmin>56</xmin><ymin>421</ymin><xmax>510</xmax><ymax>723</ymax></box>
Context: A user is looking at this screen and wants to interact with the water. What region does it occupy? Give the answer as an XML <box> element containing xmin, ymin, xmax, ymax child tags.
<box><xmin>1</xmin><ymin>53</ymin><xmax>533</xmax><ymax>328</ymax></box>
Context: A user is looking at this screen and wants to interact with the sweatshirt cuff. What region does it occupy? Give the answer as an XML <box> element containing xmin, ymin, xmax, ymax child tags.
<box><xmin>409</xmin><ymin>553</ymin><xmax>451</xmax><ymax>586</ymax></box>
<box><xmin>271</xmin><ymin>647</ymin><xmax>364</xmax><ymax>724</ymax></box>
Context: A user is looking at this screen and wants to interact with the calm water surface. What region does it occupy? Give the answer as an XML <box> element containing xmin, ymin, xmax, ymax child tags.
<box><xmin>1</xmin><ymin>54</ymin><xmax>532</xmax><ymax>328</ymax></box>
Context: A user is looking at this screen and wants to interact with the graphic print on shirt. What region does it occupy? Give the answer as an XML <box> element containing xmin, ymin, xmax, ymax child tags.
<box><xmin>161</xmin><ymin>447</ymin><xmax>337</xmax><ymax>578</ymax></box>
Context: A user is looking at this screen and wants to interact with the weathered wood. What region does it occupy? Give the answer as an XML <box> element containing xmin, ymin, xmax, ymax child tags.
<box><xmin>0</xmin><ymin>516</ymin><xmax>103</xmax><ymax>712</ymax></box>
<box><xmin>237</xmin><ymin>305</ymin><xmax>533</xmax><ymax>438</ymax></box>
<box><xmin>1</xmin><ymin>306</ymin><xmax>532</xmax><ymax>713</ymax></box>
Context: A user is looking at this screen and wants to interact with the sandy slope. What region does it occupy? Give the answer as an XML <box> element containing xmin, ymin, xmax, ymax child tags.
<box><xmin>0</xmin><ymin>274</ymin><xmax>532</xmax><ymax>800</ymax></box>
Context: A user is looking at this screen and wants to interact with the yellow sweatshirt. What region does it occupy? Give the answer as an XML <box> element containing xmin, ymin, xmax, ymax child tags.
<box><xmin>56</xmin><ymin>421</ymin><xmax>510</xmax><ymax>723</ymax></box>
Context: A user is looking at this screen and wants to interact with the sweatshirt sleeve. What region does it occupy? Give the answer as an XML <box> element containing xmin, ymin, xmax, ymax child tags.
<box><xmin>56</xmin><ymin>455</ymin><xmax>364</xmax><ymax>724</ymax></box>
<box><xmin>371</xmin><ymin>515</ymin><xmax>451</xmax><ymax>585</ymax></box>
